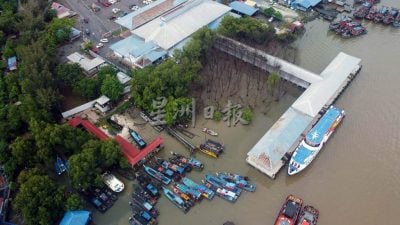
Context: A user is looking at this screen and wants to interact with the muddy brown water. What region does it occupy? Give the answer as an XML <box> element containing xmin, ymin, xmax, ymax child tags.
<box><xmin>93</xmin><ymin>3</ymin><xmax>400</xmax><ymax>224</ymax></box>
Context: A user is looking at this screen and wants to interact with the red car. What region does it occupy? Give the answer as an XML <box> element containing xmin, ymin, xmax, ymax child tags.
<box><xmin>100</xmin><ymin>1</ymin><xmax>112</xmax><ymax>7</ymax></box>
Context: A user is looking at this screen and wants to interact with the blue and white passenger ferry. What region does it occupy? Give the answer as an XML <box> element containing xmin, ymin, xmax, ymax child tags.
<box><xmin>288</xmin><ymin>106</ymin><xmax>345</xmax><ymax>175</ymax></box>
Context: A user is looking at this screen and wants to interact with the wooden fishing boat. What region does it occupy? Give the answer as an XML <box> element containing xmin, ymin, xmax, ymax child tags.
<box><xmin>202</xmin><ymin>127</ymin><xmax>218</xmax><ymax>136</ymax></box>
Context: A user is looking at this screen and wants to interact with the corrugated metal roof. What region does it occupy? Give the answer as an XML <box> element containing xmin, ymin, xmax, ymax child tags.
<box><xmin>247</xmin><ymin>107</ymin><xmax>313</xmax><ymax>168</ymax></box>
<box><xmin>133</xmin><ymin>0</ymin><xmax>231</xmax><ymax>50</ymax></box>
<box><xmin>229</xmin><ymin>1</ymin><xmax>258</xmax><ymax>16</ymax></box>
<box><xmin>110</xmin><ymin>35</ymin><xmax>157</xmax><ymax>58</ymax></box>
<box><xmin>292</xmin><ymin>0</ymin><xmax>321</xmax><ymax>9</ymax></box>
<box><xmin>66</xmin><ymin>52</ymin><xmax>105</xmax><ymax>72</ymax></box>
<box><xmin>115</xmin><ymin>0</ymin><xmax>187</xmax><ymax>30</ymax></box>
<box><xmin>292</xmin><ymin>52</ymin><xmax>361</xmax><ymax>117</ymax></box>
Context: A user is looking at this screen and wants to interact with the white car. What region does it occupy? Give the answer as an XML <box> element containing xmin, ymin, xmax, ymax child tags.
<box><xmin>109</xmin><ymin>0</ymin><xmax>117</xmax><ymax>4</ymax></box>
<box><xmin>112</xmin><ymin>8</ymin><xmax>120</xmax><ymax>14</ymax></box>
<box><xmin>130</xmin><ymin>5</ymin><xmax>139</xmax><ymax>11</ymax></box>
<box><xmin>100</xmin><ymin>38</ymin><xmax>109</xmax><ymax>43</ymax></box>
<box><xmin>96</xmin><ymin>43</ymin><xmax>104</xmax><ymax>48</ymax></box>
<box><xmin>102</xmin><ymin>172</ymin><xmax>125</xmax><ymax>193</ymax></box>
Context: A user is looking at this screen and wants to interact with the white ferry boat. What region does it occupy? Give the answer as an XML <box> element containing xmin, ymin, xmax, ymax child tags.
<box><xmin>288</xmin><ymin>106</ymin><xmax>345</xmax><ymax>175</ymax></box>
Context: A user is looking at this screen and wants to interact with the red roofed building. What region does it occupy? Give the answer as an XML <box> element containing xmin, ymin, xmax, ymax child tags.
<box><xmin>68</xmin><ymin>117</ymin><xmax>163</xmax><ymax>168</ymax></box>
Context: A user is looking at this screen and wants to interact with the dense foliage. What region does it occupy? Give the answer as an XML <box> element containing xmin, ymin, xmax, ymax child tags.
<box><xmin>218</xmin><ymin>16</ymin><xmax>276</xmax><ymax>45</ymax></box>
<box><xmin>131</xmin><ymin>27</ymin><xmax>215</xmax><ymax>123</ymax></box>
<box><xmin>263</xmin><ymin>7</ymin><xmax>283</xmax><ymax>21</ymax></box>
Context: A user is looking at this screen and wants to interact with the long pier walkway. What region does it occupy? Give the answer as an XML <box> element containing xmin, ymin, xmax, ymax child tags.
<box><xmin>214</xmin><ymin>36</ymin><xmax>322</xmax><ymax>89</ymax></box>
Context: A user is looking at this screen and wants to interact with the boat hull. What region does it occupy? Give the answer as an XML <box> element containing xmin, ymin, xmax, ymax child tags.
<box><xmin>288</xmin><ymin>106</ymin><xmax>345</xmax><ymax>175</ymax></box>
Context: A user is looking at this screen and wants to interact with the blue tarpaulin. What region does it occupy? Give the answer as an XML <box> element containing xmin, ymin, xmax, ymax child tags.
<box><xmin>229</xmin><ymin>1</ymin><xmax>258</xmax><ymax>16</ymax></box>
<box><xmin>7</xmin><ymin>57</ymin><xmax>17</xmax><ymax>71</ymax></box>
<box><xmin>59</xmin><ymin>211</ymin><xmax>91</xmax><ymax>225</ymax></box>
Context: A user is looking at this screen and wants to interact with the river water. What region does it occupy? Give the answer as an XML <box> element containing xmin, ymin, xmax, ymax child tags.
<box><xmin>93</xmin><ymin>2</ymin><xmax>400</xmax><ymax>224</ymax></box>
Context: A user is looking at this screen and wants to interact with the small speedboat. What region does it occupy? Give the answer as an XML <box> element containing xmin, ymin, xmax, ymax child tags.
<box><xmin>296</xmin><ymin>205</ymin><xmax>319</xmax><ymax>225</ymax></box>
<box><xmin>54</xmin><ymin>156</ymin><xmax>67</xmax><ymax>175</ymax></box>
<box><xmin>102</xmin><ymin>172</ymin><xmax>125</xmax><ymax>193</ymax></box>
<box><xmin>274</xmin><ymin>195</ymin><xmax>303</xmax><ymax>225</ymax></box>
<box><xmin>144</xmin><ymin>165</ymin><xmax>171</xmax><ymax>185</ymax></box>
<box><xmin>215</xmin><ymin>187</ymin><xmax>238</xmax><ymax>203</ymax></box>
<box><xmin>202</xmin><ymin>127</ymin><xmax>218</xmax><ymax>136</ymax></box>
<box><xmin>216</xmin><ymin>172</ymin><xmax>256</xmax><ymax>192</ymax></box>
<box><xmin>162</xmin><ymin>187</ymin><xmax>189</xmax><ymax>213</ymax></box>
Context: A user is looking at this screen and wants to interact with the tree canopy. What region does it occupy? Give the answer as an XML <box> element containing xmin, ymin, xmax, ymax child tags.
<box><xmin>101</xmin><ymin>74</ymin><xmax>123</xmax><ymax>101</ymax></box>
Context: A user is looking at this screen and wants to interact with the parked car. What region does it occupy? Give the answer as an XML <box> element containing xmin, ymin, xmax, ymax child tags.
<box><xmin>85</xmin><ymin>29</ymin><xmax>90</xmax><ymax>35</ymax></box>
<box><xmin>130</xmin><ymin>4</ymin><xmax>140</xmax><ymax>11</ymax></box>
<box><xmin>112</xmin><ymin>8</ymin><xmax>121</xmax><ymax>14</ymax></box>
<box><xmin>100</xmin><ymin>38</ymin><xmax>109</xmax><ymax>43</ymax></box>
<box><xmin>109</xmin><ymin>0</ymin><xmax>117</xmax><ymax>4</ymax></box>
<box><xmin>96</xmin><ymin>43</ymin><xmax>104</xmax><ymax>48</ymax></box>
<box><xmin>109</xmin><ymin>15</ymin><xmax>117</xmax><ymax>21</ymax></box>
<box><xmin>101</xmin><ymin>1</ymin><xmax>112</xmax><ymax>7</ymax></box>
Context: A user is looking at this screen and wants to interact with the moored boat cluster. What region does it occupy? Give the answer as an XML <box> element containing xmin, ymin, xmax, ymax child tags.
<box><xmin>128</xmin><ymin>152</ymin><xmax>256</xmax><ymax>224</ymax></box>
<box><xmin>354</xmin><ymin>0</ymin><xmax>400</xmax><ymax>27</ymax></box>
<box><xmin>274</xmin><ymin>195</ymin><xmax>319</xmax><ymax>225</ymax></box>
<box><xmin>329</xmin><ymin>17</ymin><xmax>367</xmax><ymax>38</ymax></box>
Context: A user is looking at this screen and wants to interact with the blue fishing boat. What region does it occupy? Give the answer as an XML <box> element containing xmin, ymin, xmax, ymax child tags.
<box><xmin>182</xmin><ymin>177</ymin><xmax>215</xmax><ymax>200</ymax></box>
<box><xmin>202</xmin><ymin>181</ymin><xmax>238</xmax><ymax>203</ymax></box>
<box><xmin>143</xmin><ymin>165</ymin><xmax>171</xmax><ymax>185</ymax></box>
<box><xmin>288</xmin><ymin>106</ymin><xmax>345</xmax><ymax>175</ymax></box>
<box><xmin>161</xmin><ymin>160</ymin><xmax>185</xmax><ymax>175</ymax></box>
<box><xmin>204</xmin><ymin>174</ymin><xmax>242</xmax><ymax>196</ymax></box>
<box><xmin>54</xmin><ymin>156</ymin><xmax>67</xmax><ymax>175</ymax></box>
<box><xmin>175</xmin><ymin>183</ymin><xmax>202</xmax><ymax>200</ymax></box>
<box><xmin>170</xmin><ymin>152</ymin><xmax>204</xmax><ymax>170</ymax></box>
<box><xmin>162</xmin><ymin>187</ymin><xmax>189</xmax><ymax>213</ymax></box>
<box><xmin>216</xmin><ymin>172</ymin><xmax>256</xmax><ymax>192</ymax></box>
<box><xmin>130</xmin><ymin>129</ymin><xmax>147</xmax><ymax>149</ymax></box>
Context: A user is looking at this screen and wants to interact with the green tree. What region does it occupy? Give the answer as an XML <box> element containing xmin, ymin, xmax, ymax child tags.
<box><xmin>101</xmin><ymin>74</ymin><xmax>123</xmax><ymax>101</ymax></box>
<box><xmin>267</xmin><ymin>72</ymin><xmax>281</xmax><ymax>99</ymax></box>
<box><xmin>242</xmin><ymin>107</ymin><xmax>253</xmax><ymax>123</ymax></box>
<box><xmin>100</xmin><ymin>140</ymin><xmax>122</xmax><ymax>168</ymax></box>
<box><xmin>10</xmin><ymin>137</ymin><xmax>37</xmax><ymax>166</ymax></box>
<box><xmin>56</xmin><ymin>63</ymin><xmax>83</xmax><ymax>86</ymax></box>
<box><xmin>15</xmin><ymin>174</ymin><xmax>65</xmax><ymax>225</ymax></box>
<box><xmin>164</xmin><ymin>97</ymin><xmax>193</xmax><ymax>126</ymax></box>
<box><xmin>65</xmin><ymin>193</ymin><xmax>85</xmax><ymax>211</ymax></box>
<box><xmin>44</xmin><ymin>18</ymin><xmax>75</xmax><ymax>45</ymax></box>
<box><xmin>74</xmin><ymin>77</ymin><xmax>101</xmax><ymax>99</ymax></box>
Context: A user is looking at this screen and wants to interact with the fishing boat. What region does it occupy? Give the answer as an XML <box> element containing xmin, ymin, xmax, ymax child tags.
<box><xmin>374</xmin><ymin>6</ymin><xmax>389</xmax><ymax>23</ymax></box>
<box><xmin>296</xmin><ymin>205</ymin><xmax>319</xmax><ymax>225</ymax></box>
<box><xmin>216</xmin><ymin>172</ymin><xmax>256</xmax><ymax>192</ymax></box>
<box><xmin>170</xmin><ymin>152</ymin><xmax>204</xmax><ymax>170</ymax></box>
<box><xmin>365</xmin><ymin>6</ymin><xmax>377</xmax><ymax>20</ymax></box>
<box><xmin>175</xmin><ymin>183</ymin><xmax>202</xmax><ymax>200</ymax></box>
<box><xmin>204</xmin><ymin>174</ymin><xmax>242</xmax><ymax>196</ymax></box>
<box><xmin>394</xmin><ymin>12</ymin><xmax>400</xmax><ymax>27</ymax></box>
<box><xmin>274</xmin><ymin>195</ymin><xmax>303</xmax><ymax>225</ymax></box>
<box><xmin>143</xmin><ymin>165</ymin><xmax>171</xmax><ymax>185</ymax></box>
<box><xmin>160</xmin><ymin>160</ymin><xmax>185</xmax><ymax>175</ymax></box>
<box><xmin>383</xmin><ymin>8</ymin><xmax>398</xmax><ymax>25</ymax></box>
<box><xmin>202</xmin><ymin>127</ymin><xmax>218</xmax><ymax>136</ymax></box>
<box><xmin>199</xmin><ymin>144</ymin><xmax>218</xmax><ymax>158</ymax></box>
<box><xmin>54</xmin><ymin>156</ymin><xmax>67</xmax><ymax>175</ymax></box>
<box><xmin>205</xmin><ymin>139</ymin><xmax>224</xmax><ymax>152</ymax></box>
<box><xmin>288</xmin><ymin>106</ymin><xmax>345</xmax><ymax>175</ymax></box>
<box><xmin>162</xmin><ymin>187</ymin><xmax>189</xmax><ymax>213</ymax></box>
<box><xmin>202</xmin><ymin>181</ymin><xmax>238</xmax><ymax>203</ymax></box>
<box><xmin>172</xmin><ymin>187</ymin><xmax>195</xmax><ymax>207</ymax></box>
<box><xmin>182</xmin><ymin>177</ymin><xmax>215</xmax><ymax>200</ymax></box>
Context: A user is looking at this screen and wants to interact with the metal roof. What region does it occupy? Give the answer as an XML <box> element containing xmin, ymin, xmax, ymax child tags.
<box><xmin>110</xmin><ymin>35</ymin><xmax>158</xmax><ymax>58</ymax></box>
<box><xmin>60</xmin><ymin>211</ymin><xmax>91</xmax><ymax>225</ymax></box>
<box><xmin>115</xmin><ymin>0</ymin><xmax>187</xmax><ymax>30</ymax></box>
<box><xmin>229</xmin><ymin>1</ymin><xmax>258</xmax><ymax>16</ymax></box>
<box><xmin>117</xmin><ymin>72</ymin><xmax>131</xmax><ymax>85</ymax></box>
<box><xmin>66</xmin><ymin>52</ymin><xmax>105</xmax><ymax>72</ymax></box>
<box><xmin>133</xmin><ymin>0</ymin><xmax>231</xmax><ymax>50</ymax></box>
<box><xmin>292</xmin><ymin>0</ymin><xmax>321</xmax><ymax>9</ymax></box>
<box><xmin>292</xmin><ymin>52</ymin><xmax>361</xmax><ymax>117</ymax></box>
<box><xmin>247</xmin><ymin>107</ymin><xmax>313</xmax><ymax>169</ymax></box>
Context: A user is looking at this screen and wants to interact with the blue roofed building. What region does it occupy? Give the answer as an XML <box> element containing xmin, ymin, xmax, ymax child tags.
<box><xmin>110</xmin><ymin>35</ymin><xmax>167</xmax><ymax>68</ymax></box>
<box><xmin>59</xmin><ymin>211</ymin><xmax>91</xmax><ymax>225</ymax></box>
<box><xmin>229</xmin><ymin>1</ymin><xmax>258</xmax><ymax>17</ymax></box>
<box><xmin>291</xmin><ymin>0</ymin><xmax>322</xmax><ymax>11</ymax></box>
<box><xmin>111</xmin><ymin>0</ymin><xmax>231</xmax><ymax>68</ymax></box>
